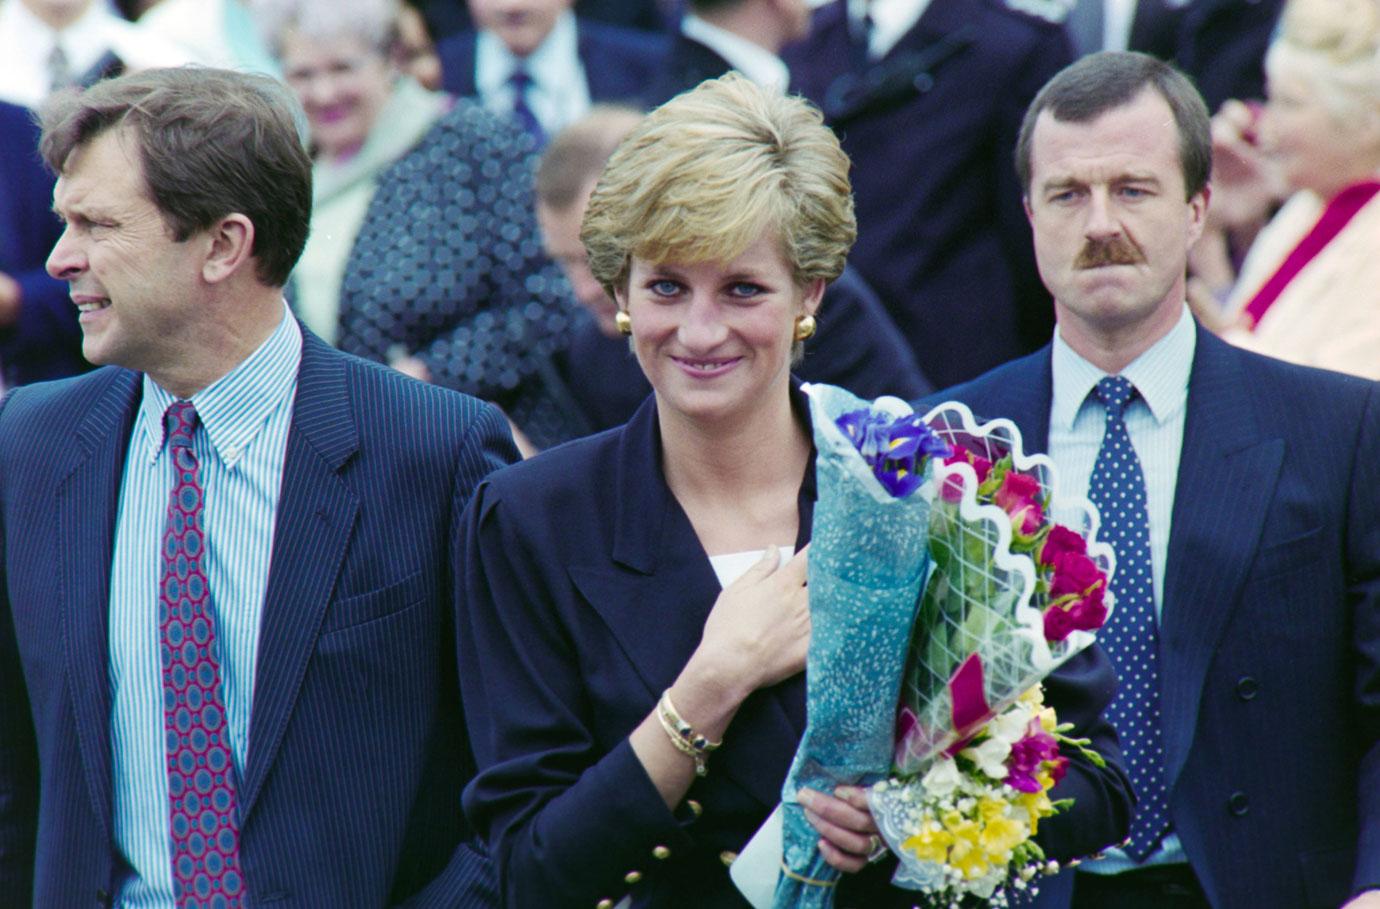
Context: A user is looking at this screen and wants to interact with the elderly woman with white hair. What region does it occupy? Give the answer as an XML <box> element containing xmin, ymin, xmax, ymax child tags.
<box><xmin>261</xmin><ymin>0</ymin><xmax>582</xmax><ymax>447</ymax></box>
<box><xmin>1191</xmin><ymin>0</ymin><xmax>1380</xmax><ymax>380</ymax></box>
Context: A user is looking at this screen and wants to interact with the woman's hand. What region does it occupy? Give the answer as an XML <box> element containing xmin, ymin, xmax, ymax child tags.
<box><xmin>798</xmin><ymin>785</ymin><xmax>883</xmax><ymax>874</ymax></box>
<box><xmin>685</xmin><ymin>545</ymin><xmax>811</xmax><ymax>706</ymax></box>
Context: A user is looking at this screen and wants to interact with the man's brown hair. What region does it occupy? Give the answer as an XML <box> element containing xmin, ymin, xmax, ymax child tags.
<box><xmin>40</xmin><ymin>67</ymin><xmax>313</xmax><ymax>287</ymax></box>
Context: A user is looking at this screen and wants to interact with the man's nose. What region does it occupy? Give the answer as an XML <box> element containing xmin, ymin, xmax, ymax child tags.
<box><xmin>1084</xmin><ymin>189</ymin><xmax>1120</xmax><ymax>239</ymax></box>
<box><xmin>46</xmin><ymin>226</ymin><xmax>85</xmax><ymax>280</ymax></box>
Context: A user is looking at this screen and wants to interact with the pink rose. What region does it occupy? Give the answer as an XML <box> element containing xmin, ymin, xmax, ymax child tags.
<box><xmin>994</xmin><ymin>469</ymin><xmax>1044</xmax><ymax>536</ymax></box>
<box><xmin>1047</xmin><ymin>550</ymin><xmax>1103</xmax><ymax>600</ymax></box>
<box><xmin>1039</xmin><ymin>525</ymin><xmax>1087</xmax><ymax>567</ymax></box>
<box><xmin>1043</xmin><ymin>550</ymin><xmax>1109</xmax><ymax>640</ymax></box>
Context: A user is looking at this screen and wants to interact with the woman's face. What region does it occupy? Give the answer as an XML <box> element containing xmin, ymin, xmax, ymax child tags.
<box><xmin>1260</xmin><ymin>63</ymin><xmax>1380</xmax><ymax>197</ymax></box>
<box><xmin>281</xmin><ymin>30</ymin><xmax>394</xmax><ymax>161</ymax></box>
<box><xmin>616</xmin><ymin>233</ymin><xmax>823</xmax><ymax>431</ymax></box>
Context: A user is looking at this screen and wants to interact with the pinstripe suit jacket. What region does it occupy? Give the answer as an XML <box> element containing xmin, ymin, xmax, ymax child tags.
<box><xmin>927</xmin><ymin>324</ymin><xmax>1380</xmax><ymax>909</ymax></box>
<box><xmin>0</xmin><ymin>331</ymin><xmax>517</xmax><ymax>906</ymax></box>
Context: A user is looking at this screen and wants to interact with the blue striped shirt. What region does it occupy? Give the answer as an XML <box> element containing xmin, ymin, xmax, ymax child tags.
<box><xmin>1049</xmin><ymin>303</ymin><xmax>1194</xmax><ymax>873</ymax></box>
<box><xmin>110</xmin><ymin>307</ymin><xmax>301</xmax><ymax>906</ymax></box>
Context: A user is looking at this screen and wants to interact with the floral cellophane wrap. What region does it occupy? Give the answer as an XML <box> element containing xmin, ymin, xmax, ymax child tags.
<box><xmin>772</xmin><ymin>384</ymin><xmax>938</xmax><ymax>909</ymax></box>
<box><xmin>871</xmin><ymin>401</ymin><xmax>1116</xmax><ymax>894</ymax></box>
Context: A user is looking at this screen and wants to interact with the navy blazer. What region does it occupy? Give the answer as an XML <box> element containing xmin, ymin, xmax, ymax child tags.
<box><xmin>0</xmin><ymin>100</ymin><xmax>87</xmax><ymax>386</ymax></box>
<box><xmin>0</xmin><ymin>332</ymin><xmax>517</xmax><ymax>906</ymax></box>
<box><xmin>641</xmin><ymin>32</ymin><xmax>733</xmax><ymax>108</ymax></box>
<box><xmin>929</xmin><ymin>326</ymin><xmax>1380</xmax><ymax>909</ymax></box>
<box><xmin>553</xmin><ymin>267</ymin><xmax>934</xmax><ymax>434</ymax></box>
<box><xmin>458</xmin><ymin>384</ymin><xmax>1132</xmax><ymax>908</ymax></box>
<box><xmin>786</xmin><ymin>0</ymin><xmax>1072</xmax><ymax>388</ymax></box>
<box><xmin>437</xmin><ymin>18</ymin><xmax>664</xmax><ymax>106</ymax></box>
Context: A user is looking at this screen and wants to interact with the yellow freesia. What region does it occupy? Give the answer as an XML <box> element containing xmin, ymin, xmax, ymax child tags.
<box><xmin>1019</xmin><ymin>686</ymin><xmax>1045</xmax><ymax>710</ymax></box>
<box><xmin>1017</xmin><ymin>790</ymin><xmax>1055</xmax><ymax>835</ymax></box>
<box><xmin>980</xmin><ymin>813</ymin><xmax>1028</xmax><ymax>859</ymax></box>
<box><xmin>902</xmin><ymin>821</ymin><xmax>954</xmax><ymax>864</ymax></box>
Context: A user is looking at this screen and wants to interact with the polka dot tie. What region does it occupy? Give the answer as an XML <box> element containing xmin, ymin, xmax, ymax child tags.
<box><xmin>1087</xmin><ymin>376</ymin><xmax>1169</xmax><ymax>861</ymax></box>
<box><xmin>160</xmin><ymin>402</ymin><xmax>245</xmax><ymax>906</ymax></box>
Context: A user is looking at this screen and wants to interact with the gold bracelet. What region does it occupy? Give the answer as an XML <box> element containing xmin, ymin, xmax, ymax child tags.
<box><xmin>778</xmin><ymin>863</ymin><xmax>839</xmax><ymax>887</ymax></box>
<box><xmin>656</xmin><ymin>690</ymin><xmax>721</xmax><ymax>777</ymax></box>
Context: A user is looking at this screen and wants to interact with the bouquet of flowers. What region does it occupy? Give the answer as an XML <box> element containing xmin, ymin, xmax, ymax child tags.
<box><xmin>873</xmin><ymin>402</ymin><xmax>1116</xmax><ymax>905</ymax></box>
<box><xmin>773</xmin><ymin>388</ymin><xmax>1114</xmax><ymax>909</ymax></box>
<box><xmin>773</xmin><ymin>385</ymin><xmax>950</xmax><ymax>909</ymax></box>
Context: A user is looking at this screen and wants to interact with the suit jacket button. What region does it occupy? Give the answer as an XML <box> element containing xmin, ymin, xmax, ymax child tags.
<box><xmin>625</xmin><ymin>870</ymin><xmax>642</xmax><ymax>884</ymax></box>
<box><xmin>652</xmin><ymin>845</ymin><xmax>671</xmax><ymax>860</ymax></box>
<box><xmin>95</xmin><ymin>890</ymin><xmax>110</xmax><ymax>907</ymax></box>
<box><xmin>1228</xmin><ymin>791</ymin><xmax>1249</xmax><ymax>816</ymax></box>
<box><xmin>720</xmin><ymin>850</ymin><xmax>738</xmax><ymax>866</ymax></box>
<box><xmin>596</xmin><ymin>900</ymin><xmax>614</xmax><ymax>909</ymax></box>
<box><xmin>1235</xmin><ymin>676</ymin><xmax>1259</xmax><ymax>700</ymax></box>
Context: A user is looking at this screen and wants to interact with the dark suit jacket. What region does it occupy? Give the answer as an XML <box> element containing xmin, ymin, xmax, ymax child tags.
<box><xmin>458</xmin><ymin>384</ymin><xmax>1132</xmax><ymax>908</ymax></box>
<box><xmin>554</xmin><ymin>267</ymin><xmax>934</xmax><ymax>433</ymax></box>
<box><xmin>1126</xmin><ymin>0</ymin><xmax>1284</xmax><ymax>112</ymax></box>
<box><xmin>642</xmin><ymin>31</ymin><xmax>733</xmax><ymax>108</ymax></box>
<box><xmin>786</xmin><ymin>0</ymin><xmax>1073</xmax><ymax>388</ymax></box>
<box><xmin>929</xmin><ymin>326</ymin><xmax>1380</xmax><ymax>909</ymax></box>
<box><xmin>0</xmin><ymin>99</ymin><xmax>87</xmax><ymax>386</ymax></box>
<box><xmin>437</xmin><ymin>18</ymin><xmax>664</xmax><ymax>105</ymax></box>
<box><xmin>0</xmin><ymin>332</ymin><xmax>517</xmax><ymax>906</ymax></box>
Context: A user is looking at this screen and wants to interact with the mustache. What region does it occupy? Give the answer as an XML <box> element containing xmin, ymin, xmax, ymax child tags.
<box><xmin>1075</xmin><ymin>235</ymin><xmax>1145</xmax><ymax>268</ymax></box>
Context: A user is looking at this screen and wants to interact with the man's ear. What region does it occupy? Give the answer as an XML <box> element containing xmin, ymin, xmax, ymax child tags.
<box><xmin>202</xmin><ymin>213</ymin><xmax>256</xmax><ymax>285</ymax></box>
<box><xmin>1187</xmin><ymin>183</ymin><xmax>1211</xmax><ymax>246</ymax></box>
<box><xmin>1023</xmin><ymin>195</ymin><xmax>1034</xmax><ymax>225</ymax></box>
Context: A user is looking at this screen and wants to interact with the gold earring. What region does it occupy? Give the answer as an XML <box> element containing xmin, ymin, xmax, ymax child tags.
<box><xmin>614</xmin><ymin>310</ymin><xmax>632</xmax><ymax>335</ymax></box>
<box><xmin>793</xmin><ymin>314</ymin><xmax>817</xmax><ymax>341</ymax></box>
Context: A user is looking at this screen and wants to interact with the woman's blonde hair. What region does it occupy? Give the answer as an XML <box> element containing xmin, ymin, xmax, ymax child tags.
<box><xmin>1267</xmin><ymin>0</ymin><xmax>1380</xmax><ymax>127</ymax></box>
<box><xmin>581</xmin><ymin>73</ymin><xmax>856</xmax><ymax>298</ymax></box>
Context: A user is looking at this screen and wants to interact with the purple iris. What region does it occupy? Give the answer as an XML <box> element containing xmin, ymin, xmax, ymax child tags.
<box><xmin>836</xmin><ymin>409</ymin><xmax>951</xmax><ymax>498</ymax></box>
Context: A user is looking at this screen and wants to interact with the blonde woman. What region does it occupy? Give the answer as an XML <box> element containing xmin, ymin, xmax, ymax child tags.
<box><xmin>457</xmin><ymin>74</ymin><xmax>1129</xmax><ymax>908</ymax></box>
<box><xmin>1195</xmin><ymin>0</ymin><xmax>1380</xmax><ymax>379</ymax></box>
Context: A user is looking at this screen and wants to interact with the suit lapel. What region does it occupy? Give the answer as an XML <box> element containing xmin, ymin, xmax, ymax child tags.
<box><xmin>239</xmin><ymin>336</ymin><xmax>360</xmax><ymax>820</ymax></box>
<box><xmin>57</xmin><ymin>368</ymin><xmax>141</xmax><ymax>841</ymax></box>
<box><xmin>1159</xmin><ymin>330</ymin><xmax>1282</xmax><ymax>788</ymax></box>
<box><xmin>570</xmin><ymin>397</ymin><xmax>805</xmax><ymax>810</ymax></box>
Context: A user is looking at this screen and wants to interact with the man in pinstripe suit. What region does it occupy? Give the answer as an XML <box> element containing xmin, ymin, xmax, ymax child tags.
<box><xmin>933</xmin><ymin>52</ymin><xmax>1380</xmax><ymax>909</ymax></box>
<box><xmin>0</xmin><ymin>67</ymin><xmax>515</xmax><ymax>906</ymax></box>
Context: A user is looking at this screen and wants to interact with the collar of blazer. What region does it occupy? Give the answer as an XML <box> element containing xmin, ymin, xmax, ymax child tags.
<box><xmin>567</xmin><ymin>379</ymin><xmax>816</xmax><ymax>809</ymax></box>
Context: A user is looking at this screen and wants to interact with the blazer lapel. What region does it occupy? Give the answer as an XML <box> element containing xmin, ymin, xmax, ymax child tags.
<box><xmin>239</xmin><ymin>335</ymin><xmax>360</xmax><ymax>820</ymax></box>
<box><xmin>570</xmin><ymin>397</ymin><xmax>805</xmax><ymax>810</ymax></box>
<box><xmin>1159</xmin><ymin>329</ymin><xmax>1282</xmax><ymax>789</ymax></box>
<box><xmin>57</xmin><ymin>368</ymin><xmax>141</xmax><ymax>841</ymax></box>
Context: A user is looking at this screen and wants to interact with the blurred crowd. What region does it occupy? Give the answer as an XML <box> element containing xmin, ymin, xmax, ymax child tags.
<box><xmin>3</xmin><ymin>0</ymin><xmax>1377</xmax><ymax>449</ymax></box>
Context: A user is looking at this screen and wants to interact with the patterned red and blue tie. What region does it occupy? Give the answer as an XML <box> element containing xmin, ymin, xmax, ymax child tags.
<box><xmin>160</xmin><ymin>401</ymin><xmax>245</xmax><ymax>906</ymax></box>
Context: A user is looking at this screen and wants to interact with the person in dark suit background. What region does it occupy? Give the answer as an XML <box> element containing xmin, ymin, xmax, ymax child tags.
<box><xmin>642</xmin><ymin>0</ymin><xmax>809</xmax><ymax>107</ymax></box>
<box><xmin>932</xmin><ymin>51</ymin><xmax>1380</xmax><ymax>909</ymax></box>
<box><xmin>0</xmin><ymin>98</ymin><xmax>87</xmax><ymax>388</ymax></box>
<box><xmin>0</xmin><ymin>67</ymin><xmax>513</xmax><ymax>905</ymax></box>
<box><xmin>786</xmin><ymin>0</ymin><xmax>1074</xmax><ymax>389</ymax></box>
<box><xmin>1064</xmin><ymin>0</ymin><xmax>1286</xmax><ymax>111</ymax></box>
<box><xmin>435</xmin><ymin>0</ymin><xmax>664</xmax><ymax>143</ymax></box>
<box><xmin>459</xmin><ymin>72</ymin><xmax>1131</xmax><ymax>909</ymax></box>
<box><xmin>534</xmin><ymin>103</ymin><xmax>933</xmax><ymax>433</ymax></box>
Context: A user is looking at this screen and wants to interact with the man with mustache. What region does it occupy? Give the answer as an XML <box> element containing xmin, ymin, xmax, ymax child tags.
<box><xmin>929</xmin><ymin>51</ymin><xmax>1380</xmax><ymax>909</ymax></box>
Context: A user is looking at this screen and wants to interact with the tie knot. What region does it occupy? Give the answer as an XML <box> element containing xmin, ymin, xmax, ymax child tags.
<box><xmin>1094</xmin><ymin>375</ymin><xmax>1137</xmax><ymax>415</ymax></box>
<box><xmin>164</xmin><ymin>401</ymin><xmax>200</xmax><ymax>450</ymax></box>
<box><xmin>508</xmin><ymin>68</ymin><xmax>532</xmax><ymax>90</ymax></box>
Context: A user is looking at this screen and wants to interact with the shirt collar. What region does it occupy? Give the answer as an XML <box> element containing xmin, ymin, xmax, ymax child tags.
<box><xmin>1050</xmin><ymin>304</ymin><xmax>1195</xmax><ymax>432</ymax></box>
<box><xmin>680</xmin><ymin>14</ymin><xmax>789</xmax><ymax>93</ymax></box>
<box><xmin>4</xmin><ymin>0</ymin><xmax>120</xmax><ymax>78</ymax></box>
<box><xmin>476</xmin><ymin>9</ymin><xmax>578</xmax><ymax>96</ymax></box>
<box><xmin>137</xmin><ymin>303</ymin><xmax>303</xmax><ymax>468</ymax></box>
<box><xmin>855</xmin><ymin>0</ymin><xmax>935</xmax><ymax>60</ymax></box>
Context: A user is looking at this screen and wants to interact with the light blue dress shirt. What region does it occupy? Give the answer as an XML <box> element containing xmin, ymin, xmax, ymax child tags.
<box><xmin>1048</xmin><ymin>304</ymin><xmax>1195</xmax><ymax>873</ymax></box>
<box><xmin>110</xmin><ymin>308</ymin><xmax>301</xmax><ymax>905</ymax></box>
<box><xmin>475</xmin><ymin>10</ymin><xmax>590</xmax><ymax>138</ymax></box>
